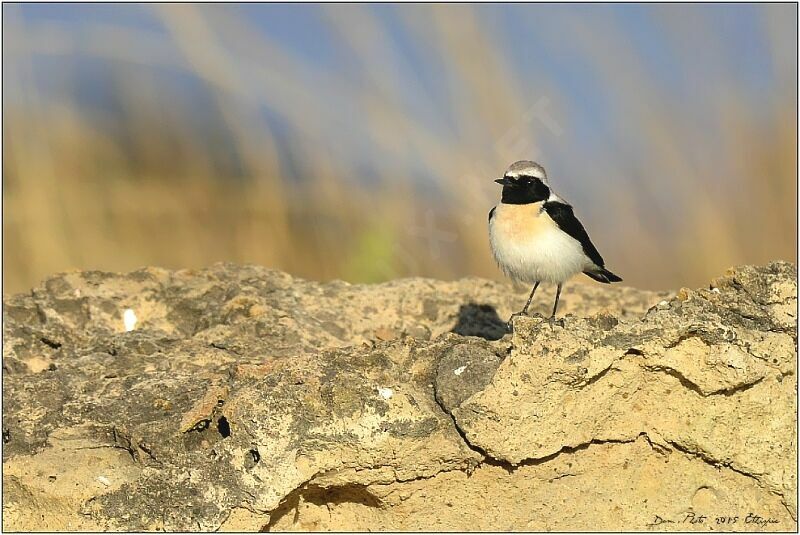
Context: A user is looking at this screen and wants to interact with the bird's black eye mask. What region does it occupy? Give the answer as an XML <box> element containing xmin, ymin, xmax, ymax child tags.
<box><xmin>498</xmin><ymin>175</ymin><xmax>550</xmax><ymax>204</ymax></box>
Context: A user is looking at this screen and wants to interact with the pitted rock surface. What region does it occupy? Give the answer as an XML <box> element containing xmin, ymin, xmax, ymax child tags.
<box><xmin>2</xmin><ymin>262</ymin><xmax>796</xmax><ymax>531</ymax></box>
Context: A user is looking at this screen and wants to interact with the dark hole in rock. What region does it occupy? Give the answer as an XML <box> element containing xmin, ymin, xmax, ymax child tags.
<box><xmin>191</xmin><ymin>419</ymin><xmax>210</xmax><ymax>432</ymax></box>
<box><xmin>217</xmin><ymin>416</ymin><xmax>231</xmax><ymax>438</ymax></box>
<box><xmin>40</xmin><ymin>337</ymin><xmax>62</xmax><ymax>349</ymax></box>
<box><xmin>625</xmin><ymin>348</ymin><xmax>644</xmax><ymax>356</ymax></box>
<box><xmin>264</xmin><ymin>484</ymin><xmax>381</xmax><ymax>530</ymax></box>
<box><xmin>2</xmin><ymin>429</ymin><xmax>10</xmax><ymax>443</ymax></box>
<box><xmin>244</xmin><ymin>447</ymin><xmax>260</xmax><ymax>469</ymax></box>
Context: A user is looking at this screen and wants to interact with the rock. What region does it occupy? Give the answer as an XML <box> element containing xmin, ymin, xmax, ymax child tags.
<box><xmin>2</xmin><ymin>262</ymin><xmax>796</xmax><ymax>531</ymax></box>
<box><xmin>434</xmin><ymin>341</ymin><xmax>505</xmax><ymax>412</ymax></box>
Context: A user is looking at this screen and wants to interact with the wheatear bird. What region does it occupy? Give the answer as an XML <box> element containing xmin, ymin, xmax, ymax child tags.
<box><xmin>489</xmin><ymin>160</ymin><xmax>622</xmax><ymax>330</ymax></box>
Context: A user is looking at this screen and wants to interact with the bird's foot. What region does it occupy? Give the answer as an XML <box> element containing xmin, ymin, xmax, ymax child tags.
<box><xmin>547</xmin><ymin>315</ymin><xmax>565</xmax><ymax>329</ymax></box>
<box><xmin>506</xmin><ymin>311</ymin><xmax>527</xmax><ymax>333</ymax></box>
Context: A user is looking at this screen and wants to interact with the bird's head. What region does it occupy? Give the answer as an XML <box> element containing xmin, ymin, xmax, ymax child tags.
<box><xmin>494</xmin><ymin>160</ymin><xmax>550</xmax><ymax>204</ymax></box>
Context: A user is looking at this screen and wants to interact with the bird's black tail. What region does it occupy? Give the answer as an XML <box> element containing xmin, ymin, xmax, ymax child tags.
<box><xmin>584</xmin><ymin>267</ymin><xmax>623</xmax><ymax>284</ymax></box>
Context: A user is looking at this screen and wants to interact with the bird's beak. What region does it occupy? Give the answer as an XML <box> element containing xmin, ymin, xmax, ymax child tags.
<box><xmin>494</xmin><ymin>177</ymin><xmax>513</xmax><ymax>186</ymax></box>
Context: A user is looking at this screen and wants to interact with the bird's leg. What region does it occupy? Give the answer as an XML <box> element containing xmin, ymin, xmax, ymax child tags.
<box><xmin>548</xmin><ymin>283</ymin><xmax>564</xmax><ymax>328</ymax></box>
<box><xmin>507</xmin><ymin>281</ymin><xmax>541</xmax><ymax>332</ymax></box>
<box><xmin>505</xmin><ymin>313</ymin><xmax>520</xmax><ymax>333</ymax></box>
<box><xmin>521</xmin><ymin>281</ymin><xmax>540</xmax><ymax>315</ymax></box>
<box><xmin>551</xmin><ymin>283</ymin><xmax>562</xmax><ymax>318</ymax></box>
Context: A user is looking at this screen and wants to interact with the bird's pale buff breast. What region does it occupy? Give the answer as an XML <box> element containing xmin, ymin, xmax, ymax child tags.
<box><xmin>489</xmin><ymin>202</ymin><xmax>589</xmax><ymax>283</ymax></box>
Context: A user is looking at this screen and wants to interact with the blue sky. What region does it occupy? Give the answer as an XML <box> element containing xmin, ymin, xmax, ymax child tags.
<box><xmin>11</xmin><ymin>3</ymin><xmax>787</xmax><ymax>113</ymax></box>
<box><xmin>7</xmin><ymin>2</ymin><xmax>795</xmax><ymax>195</ymax></box>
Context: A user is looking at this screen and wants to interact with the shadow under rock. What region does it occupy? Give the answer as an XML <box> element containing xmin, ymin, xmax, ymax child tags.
<box><xmin>451</xmin><ymin>303</ymin><xmax>508</xmax><ymax>341</ymax></box>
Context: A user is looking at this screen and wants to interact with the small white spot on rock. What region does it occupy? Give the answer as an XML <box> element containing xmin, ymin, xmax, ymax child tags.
<box><xmin>123</xmin><ymin>309</ymin><xmax>137</xmax><ymax>332</ymax></box>
<box><xmin>97</xmin><ymin>475</ymin><xmax>111</xmax><ymax>487</ymax></box>
<box><xmin>454</xmin><ymin>365</ymin><xmax>467</xmax><ymax>376</ymax></box>
<box><xmin>711</xmin><ymin>288</ymin><xmax>720</xmax><ymax>293</ymax></box>
<box><xmin>377</xmin><ymin>387</ymin><xmax>393</xmax><ymax>400</ymax></box>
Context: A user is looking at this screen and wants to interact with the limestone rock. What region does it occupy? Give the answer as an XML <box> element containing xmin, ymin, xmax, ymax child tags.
<box><xmin>2</xmin><ymin>262</ymin><xmax>795</xmax><ymax>531</ymax></box>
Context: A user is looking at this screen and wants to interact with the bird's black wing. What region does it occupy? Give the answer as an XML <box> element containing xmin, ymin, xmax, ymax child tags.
<box><xmin>543</xmin><ymin>201</ymin><xmax>605</xmax><ymax>267</ymax></box>
<box><xmin>488</xmin><ymin>206</ymin><xmax>496</xmax><ymax>222</ymax></box>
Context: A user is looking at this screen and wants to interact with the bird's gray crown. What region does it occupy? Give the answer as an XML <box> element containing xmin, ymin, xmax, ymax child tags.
<box><xmin>504</xmin><ymin>160</ymin><xmax>547</xmax><ymax>181</ymax></box>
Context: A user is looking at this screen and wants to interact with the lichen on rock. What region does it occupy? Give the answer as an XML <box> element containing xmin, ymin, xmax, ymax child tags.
<box><xmin>2</xmin><ymin>262</ymin><xmax>796</xmax><ymax>531</ymax></box>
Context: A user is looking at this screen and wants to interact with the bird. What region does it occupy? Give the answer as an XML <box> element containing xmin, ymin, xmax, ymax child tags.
<box><xmin>488</xmin><ymin>160</ymin><xmax>622</xmax><ymax>330</ymax></box>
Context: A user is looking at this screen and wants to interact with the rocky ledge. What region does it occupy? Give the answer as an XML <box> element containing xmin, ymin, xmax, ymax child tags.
<box><xmin>2</xmin><ymin>262</ymin><xmax>796</xmax><ymax>531</ymax></box>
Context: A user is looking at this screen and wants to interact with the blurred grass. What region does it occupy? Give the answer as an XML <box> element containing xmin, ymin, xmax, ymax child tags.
<box><xmin>3</xmin><ymin>4</ymin><xmax>797</xmax><ymax>294</ymax></box>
